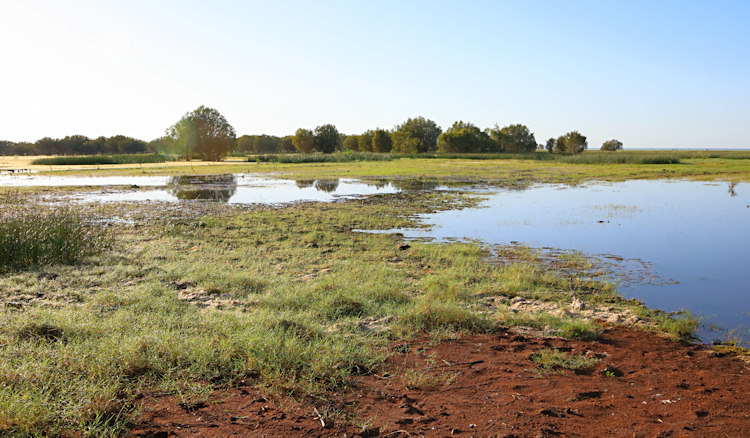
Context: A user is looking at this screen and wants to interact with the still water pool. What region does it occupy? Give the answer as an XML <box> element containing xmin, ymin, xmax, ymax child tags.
<box><xmin>400</xmin><ymin>180</ymin><xmax>750</xmax><ymax>344</ymax></box>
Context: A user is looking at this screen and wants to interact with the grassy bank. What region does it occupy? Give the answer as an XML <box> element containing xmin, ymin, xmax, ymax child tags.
<box><xmin>0</xmin><ymin>189</ymin><xmax>697</xmax><ymax>435</ymax></box>
<box><xmin>47</xmin><ymin>153</ymin><xmax>750</xmax><ymax>183</ymax></box>
<box><xmin>31</xmin><ymin>154</ymin><xmax>171</xmax><ymax>166</ymax></box>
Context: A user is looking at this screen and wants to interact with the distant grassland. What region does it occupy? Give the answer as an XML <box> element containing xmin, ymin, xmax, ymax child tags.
<box><xmin>31</xmin><ymin>154</ymin><xmax>171</xmax><ymax>166</ymax></box>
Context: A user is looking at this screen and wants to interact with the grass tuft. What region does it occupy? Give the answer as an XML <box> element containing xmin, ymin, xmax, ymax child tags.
<box><xmin>530</xmin><ymin>348</ymin><xmax>600</xmax><ymax>376</ymax></box>
<box><xmin>0</xmin><ymin>206</ymin><xmax>108</xmax><ymax>272</ymax></box>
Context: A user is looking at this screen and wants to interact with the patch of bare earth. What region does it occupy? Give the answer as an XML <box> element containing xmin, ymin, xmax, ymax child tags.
<box><xmin>128</xmin><ymin>327</ymin><xmax>750</xmax><ymax>437</ymax></box>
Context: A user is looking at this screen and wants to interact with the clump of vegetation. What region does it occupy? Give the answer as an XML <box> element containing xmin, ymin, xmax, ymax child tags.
<box><xmin>31</xmin><ymin>154</ymin><xmax>169</xmax><ymax>166</ymax></box>
<box><xmin>252</xmin><ymin>151</ymin><xmax>396</xmax><ymax>163</ymax></box>
<box><xmin>0</xmin><ymin>206</ymin><xmax>108</xmax><ymax>272</ymax></box>
<box><xmin>530</xmin><ymin>348</ymin><xmax>600</xmax><ymax>376</ymax></box>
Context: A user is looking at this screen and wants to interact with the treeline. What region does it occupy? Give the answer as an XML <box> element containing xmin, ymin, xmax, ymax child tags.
<box><xmin>286</xmin><ymin>118</ymin><xmax>604</xmax><ymax>155</ymax></box>
<box><xmin>0</xmin><ymin>114</ymin><xmax>622</xmax><ymax>157</ymax></box>
<box><xmin>0</xmin><ymin>135</ymin><xmax>153</xmax><ymax>156</ymax></box>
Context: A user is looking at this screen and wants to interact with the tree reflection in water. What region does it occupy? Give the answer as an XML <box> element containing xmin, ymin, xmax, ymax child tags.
<box><xmin>167</xmin><ymin>174</ymin><xmax>238</xmax><ymax>202</ymax></box>
<box><xmin>313</xmin><ymin>179</ymin><xmax>339</xmax><ymax>193</ymax></box>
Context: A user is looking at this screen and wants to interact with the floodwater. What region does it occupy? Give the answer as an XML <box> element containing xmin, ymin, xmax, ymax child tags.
<box><xmin>3</xmin><ymin>172</ymin><xmax>747</xmax><ymax>344</ymax></box>
<box><xmin>400</xmin><ymin>180</ymin><xmax>750</xmax><ymax>345</ymax></box>
<box><xmin>1</xmin><ymin>174</ymin><xmax>409</xmax><ymax>204</ymax></box>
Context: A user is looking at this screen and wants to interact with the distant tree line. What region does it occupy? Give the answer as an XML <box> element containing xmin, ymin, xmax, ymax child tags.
<box><xmin>0</xmin><ymin>106</ymin><xmax>623</xmax><ymax>158</ymax></box>
<box><xmin>0</xmin><ymin>135</ymin><xmax>151</xmax><ymax>156</ymax></box>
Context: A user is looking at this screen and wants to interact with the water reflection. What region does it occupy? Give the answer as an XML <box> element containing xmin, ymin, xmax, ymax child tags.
<box><xmin>295</xmin><ymin>180</ymin><xmax>314</xmax><ymax>189</ymax></box>
<box><xmin>397</xmin><ymin>180</ymin><xmax>750</xmax><ymax>345</ymax></box>
<box><xmin>313</xmin><ymin>179</ymin><xmax>340</xmax><ymax>193</ymax></box>
<box><xmin>390</xmin><ymin>178</ymin><xmax>440</xmax><ymax>191</ymax></box>
<box><xmin>728</xmin><ymin>182</ymin><xmax>737</xmax><ymax>198</ymax></box>
<box><xmin>167</xmin><ymin>175</ymin><xmax>237</xmax><ymax>203</ymax></box>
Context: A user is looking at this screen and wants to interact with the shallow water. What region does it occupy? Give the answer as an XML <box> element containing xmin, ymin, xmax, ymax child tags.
<box><xmin>5</xmin><ymin>172</ymin><xmax>747</xmax><ymax>344</ymax></box>
<box><xmin>7</xmin><ymin>174</ymin><xmax>408</xmax><ymax>204</ymax></box>
<box><xmin>400</xmin><ymin>180</ymin><xmax>750</xmax><ymax>344</ymax></box>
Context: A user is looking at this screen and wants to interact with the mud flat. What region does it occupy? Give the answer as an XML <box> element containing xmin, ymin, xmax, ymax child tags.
<box><xmin>129</xmin><ymin>327</ymin><xmax>750</xmax><ymax>437</ymax></box>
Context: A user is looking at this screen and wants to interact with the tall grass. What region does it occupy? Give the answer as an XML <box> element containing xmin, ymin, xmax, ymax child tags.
<box><xmin>31</xmin><ymin>154</ymin><xmax>171</xmax><ymax>166</ymax></box>
<box><xmin>251</xmin><ymin>152</ymin><xmax>396</xmax><ymax>163</ymax></box>
<box><xmin>0</xmin><ymin>204</ymin><xmax>107</xmax><ymax>272</ymax></box>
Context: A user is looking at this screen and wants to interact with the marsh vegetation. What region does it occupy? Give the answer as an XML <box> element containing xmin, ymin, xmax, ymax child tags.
<box><xmin>0</xmin><ymin>155</ymin><xmax>748</xmax><ymax>436</ymax></box>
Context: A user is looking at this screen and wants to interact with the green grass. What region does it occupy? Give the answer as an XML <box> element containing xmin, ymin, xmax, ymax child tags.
<box><xmin>0</xmin><ymin>187</ymin><xmax>709</xmax><ymax>435</ymax></box>
<box><xmin>31</xmin><ymin>154</ymin><xmax>171</xmax><ymax>166</ymax></box>
<box><xmin>0</xmin><ymin>201</ymin><xmax>108</xmax><ymax>272</ymax></box>
<box><xmin>252</xmin><ymin>151</ymin><xmax>396</xmax><ymax>163</ymax></box>
<box><xmin>529</xmin><ymin>348</ymin><xmax>600</xmax><ymax>376</ymax></box>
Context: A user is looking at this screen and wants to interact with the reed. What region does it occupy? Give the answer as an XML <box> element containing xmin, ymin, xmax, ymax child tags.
<box><xmin>31</xmin><ymin>154</ymin><xmax>170</xmax><ymax>166</ymax></box>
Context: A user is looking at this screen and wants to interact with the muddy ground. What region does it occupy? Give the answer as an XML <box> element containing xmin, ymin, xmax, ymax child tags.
<box><xmin>129</xmin><ymin>327</ymin><xmax>749</xmax><ymax>437</ymax></box>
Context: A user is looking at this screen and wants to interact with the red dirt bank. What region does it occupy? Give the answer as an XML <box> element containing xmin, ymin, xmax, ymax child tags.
<box><xmin>129</xmin><ymin>327</ymin><xmax>750</xmax><ymax>437</ymax></box>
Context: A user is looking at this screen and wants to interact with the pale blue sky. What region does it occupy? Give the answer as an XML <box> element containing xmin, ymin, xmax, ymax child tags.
<box><xmin>1</xmin><ymin>0</ymin><xmax>748</xmax><ymax>148</ymax></box>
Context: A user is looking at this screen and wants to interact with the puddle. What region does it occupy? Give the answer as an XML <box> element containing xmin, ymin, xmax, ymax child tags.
<box><xmin>398</xmin><ymin>180</ymin><xmax>750</xmax><ymax>345</ymax></box>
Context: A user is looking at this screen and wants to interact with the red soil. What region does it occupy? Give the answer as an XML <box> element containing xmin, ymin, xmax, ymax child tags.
<box><xmin>129</xmin><ymin>327</ymin><xmax>750</xmax><ymax>437</ymax></box>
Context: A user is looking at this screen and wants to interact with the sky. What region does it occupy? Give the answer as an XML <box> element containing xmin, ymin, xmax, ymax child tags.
<box><xmin>1</xmin><ymin>0</ymin><xmax>749</xmax><ymax>148</ymax></box>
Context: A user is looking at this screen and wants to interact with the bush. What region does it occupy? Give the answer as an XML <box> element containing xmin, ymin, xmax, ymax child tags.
<box><xmin>0</xmin><ymin>207</ymin><xmax>108</xmax><ymax>272</ymax></box>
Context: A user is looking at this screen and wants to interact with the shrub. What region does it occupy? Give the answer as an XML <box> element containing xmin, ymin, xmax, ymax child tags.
<box><xmin>0</xmin><ymin>207</ymin><xmax>108</xmax><ymax>272</ymax></box>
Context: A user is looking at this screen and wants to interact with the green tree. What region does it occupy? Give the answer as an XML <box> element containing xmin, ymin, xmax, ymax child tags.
<box><xmin>490</xmin><ymin>124</ymin><xmax>537</xmax><ymax>153</ymax></box>
<box><xmin>391</xmin><ymin>131</ymin><xmax>421</xmax><ymax>154</ymax></box>
<box><xmin>292</xmin><ymin>128</ymin><xmax>314</xmax><ymax>154</ymax></box>
<box><xmin>358</xmin><ymin>130</ymin><xmax>374</xmax><ymax>152</ymax></box>
<box><xmin>601</xmin><ymin>139</ymin><xmax>623</xmax><ymax>151</ymax></box>
<box><xmin>437</xmin><ymin>121</ymin><xmax>494</xmax><ymax>153</ymax></box>
<box><xmin>314</xmin><ymin>124</ymin><xmax>341</xmax><ymax>153</ymax></box>
<box><xmin>343</xmin><ymin>135</ymin><xmax>360</xmax><ymax>151</ymax></box>
<box><xmin>236</xmin><ymin>135</ymin><xmax>257</xmax><ymax>153</ymax></box>
<box><xmin>545</xmin><ymin>138</ymin><xmax>555</xmax><ymax>153</ymax></box>
<box><xmin>167</xmin><ymin>106</ymin><xmax>236</xmax><ymax>161</ymax></box>
<box><xmin>392</xmin><ymin>117</ymin><xmax>442</xmax><ymax>153</ymax></box>
<box><xmin>372</xmin><ymin>129</ymin><xmax>392</xmax><ymax>153</ymax></box>
<box><xmin>554</xmin><ymin>131</ymin><xmax>588</xmax><ymax>154</ymax></box>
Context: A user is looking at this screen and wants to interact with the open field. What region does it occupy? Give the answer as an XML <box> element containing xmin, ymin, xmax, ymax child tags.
<box><xmin>2</xmin><ymin>151</ymin><xmax>750</xmax><ymax>183</ymax></box>
<box><xmin>1</xmin><ymin>156</ymin><xmax>749</xmax><ymax>436</ymax></box>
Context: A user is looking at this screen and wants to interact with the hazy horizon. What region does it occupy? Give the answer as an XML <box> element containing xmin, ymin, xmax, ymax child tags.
<box><xmin>2</xmin><ymin>0</ymin><xmax>749</xmax><ymax>149</ymax></box>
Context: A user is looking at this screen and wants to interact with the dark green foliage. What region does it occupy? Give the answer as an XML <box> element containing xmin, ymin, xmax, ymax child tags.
<box><xmin>293</xmin><ymin>128</ymin><xmax>315</xmax><ymax>154</ymax></box>
<box><xmin>358</xmin><ymin>130</ymin><xmax>374</xmax><ymax>153</ymax></box>
<box><xmin>236</xmin><ymin>135</ymin><xmax>295</xmax><ymax>154</ymax></box>
<box><xmin>0</xmin><ymin>207</ymin><xmax>107</xmax><ymax>272</ymax></box>
<box><xmin>31</xmin><ymin>154</ymin><xmax>169</xmax><ymax>166</ymax></box>
<box><xmin>167</xmin><ymin>106</ymin><xmax>236</xmax><ymax>161</ymax></box>
<box><xmin>392</xmin><ymin>117</ymin><xmax>442</xmax><ymax>153</ymax></box>
<box><xmin>372</xmin><ymin>129</ymin><xmax>392</xmax><ymax>153</ymax></box>
<box><xmin>545</xmin><ymin>138</ymin><xmax>556</xmax><ymax>153</ymax></box>
<box><xmin>554</xmin><ymin>131</ymin><xmax>588</xmax><ymax>154</ymax></box>
<box><xmin>342</xmin><ymin>135</ymin><xmax>360</xmax><ymax>151</ymax></box>
<box><xmin>391</xmin><ymin>131</ymin><xmax>421</xmax><ymax>153</ymax></box>
<box><xmin>313</xmin><ymin>124</ymin><xmax>341</xmax><ymax>153</ymax></box>
<box><xmin>601</xmin><ymin>139</ymin><xmax>624</xmax><ymax>151</ymax></box>
<box><xmin>254</xmin><ymin>152</ymin><xmax>394</xmax><ymax>163</ymax></box>
<box><xmin>437</xmin><ymin>121</ymin><xmax>495</xmax><ymax>153</ymax></box>
<box><xmin>490</xmin><ymin>124</ymin><xmax>538</xmax><ymax>153</ymax></box>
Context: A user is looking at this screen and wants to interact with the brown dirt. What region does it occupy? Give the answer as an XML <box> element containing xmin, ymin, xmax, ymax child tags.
<box><xmin>128</xmin><ymin>327</ymin><xmax>750</xmax><ymax>437</ymax></box>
